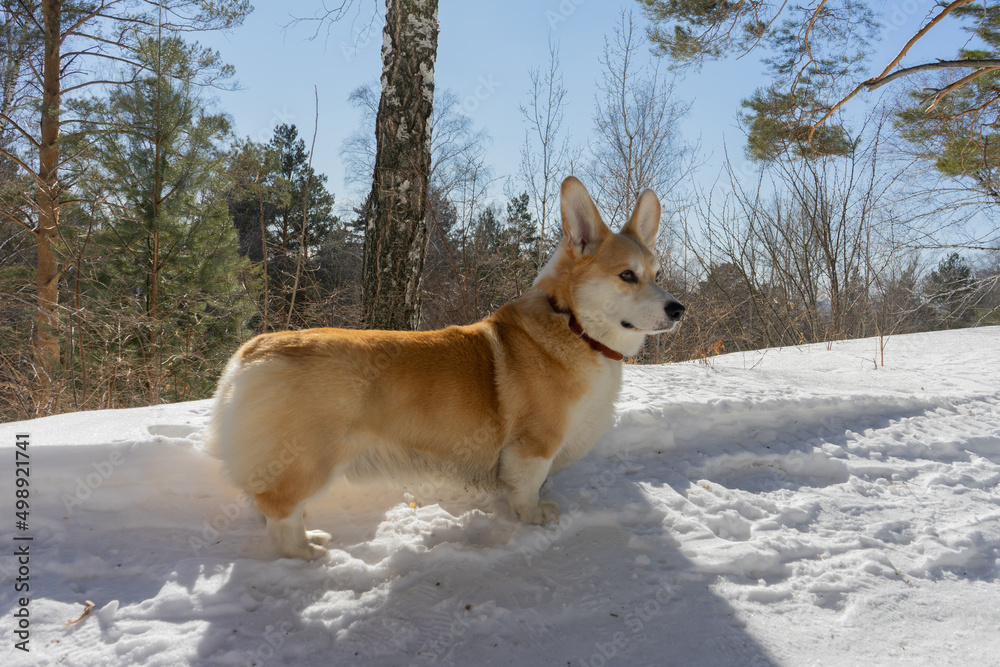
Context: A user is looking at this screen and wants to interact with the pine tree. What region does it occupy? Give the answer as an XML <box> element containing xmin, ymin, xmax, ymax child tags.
<box><xmin>895</xmin><ymin>6</ymin><xmax>1000</xmax><ymax>211</ymax></box>
<box><xmin>924</xmin><ymin>253</ymin><xmax>976</xmax><ymax>329</ymax></box>
<box><xmin>227</xmin><ymin>124</ymin><xmax>339</xmax><ymax>330</ymax></box>
<box><xmin>637</xmin><ymin>0</ymin><xmax>1000</xmax><ymax>165</ymax></box>
<box><xmin>503</xmin><ymin>192</ymin><xmax>540</xmax><ymax>295</ymax></box>
<box><xmin>0</xmin><ymin>0</ymin><xmax>250</xmax><ymax>388</ymax></box>
<box><xmin>85</xmin><ymin>34</ymin><xmax>250</xmax><ymax>402</ymax></box>
<box><xmin>266</xmin><ymin>124</ymin><xmax>338</xmax><ymax>272</ymax></box>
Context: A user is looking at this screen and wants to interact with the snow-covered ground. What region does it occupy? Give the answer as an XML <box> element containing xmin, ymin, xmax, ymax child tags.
<box><xmin>2</xmin><ymin>327</ymin><xmax>999</xmax><ymax>666</ymax></box>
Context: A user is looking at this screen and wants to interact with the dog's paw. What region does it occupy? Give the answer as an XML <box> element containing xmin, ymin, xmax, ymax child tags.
<box><xmin>293</xmin><ymin>543</ymin><xmax>329</xmax><ymax>561</ymax></box>
<box><xmin>538</xmin><ymin>500</ymin><xmax>560</xmax><ymax>525</ymax></box>
<box><xmin>516</xmin><ymin>500</ymin><xmax>560</xmax><ymax>526</ymax></box>
<box><xmin>301</xmin><ymin>543</ymin><xmax>328</xmax><ymax>561</ymax></box>
<box><xmin>279</xmin><ymin>540</ymin><xmax>328</xmax><ymax>561</ymax></box>
<box><xmin>307</xmin><ymin>530</ymin><xmax>332</xmax><ymax>546</ymax></box>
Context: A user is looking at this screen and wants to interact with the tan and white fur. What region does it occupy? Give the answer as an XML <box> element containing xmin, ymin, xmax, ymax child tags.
<box><xmin>206</xmin><ymin>177</ymin><xmax>684</xmax><ymax>560</ymax></box>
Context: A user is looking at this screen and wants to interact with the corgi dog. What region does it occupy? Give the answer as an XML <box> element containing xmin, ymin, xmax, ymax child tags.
<box><xmin>206</xmin><ymin>177</ymin><xmax>684</xmax><ymax>560</ymax></box>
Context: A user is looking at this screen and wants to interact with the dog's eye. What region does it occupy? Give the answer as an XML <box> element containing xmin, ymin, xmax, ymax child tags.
<box><xmin>619</xmin><ymin>270</ymin><xmax>637</xmax><ymax>283</ymax></box>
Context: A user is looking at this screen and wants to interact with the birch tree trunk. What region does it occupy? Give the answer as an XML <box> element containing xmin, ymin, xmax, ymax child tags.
<box><xmin>362</xmin><ymin>0</ymin><xmax>438</xmax><ymax>330</ymax></box>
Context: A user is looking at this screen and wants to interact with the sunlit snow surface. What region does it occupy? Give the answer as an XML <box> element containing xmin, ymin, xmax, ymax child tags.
<box><xmin>2</xmin><ymin>327</ymin><xmax>999</xmax><ymax>666</ymax></box>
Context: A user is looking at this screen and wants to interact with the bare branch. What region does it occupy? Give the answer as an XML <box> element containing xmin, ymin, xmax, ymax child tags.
<box><xmin>0</xmin><ymin>143</ymin><xmax>40</xmax><ymax>182</ymax></box>
<box><xmin>872</xmin><ymin>0</ymin><xmax>977</xmax><ymax>83</ymax></box>
<box><xmin>0</xmin><ymin>111</ymin><xmax>41</xmax><ymax>148</ymax></box>
<box><xmin>866</xmin><ymin>59</ymin><xmax>1000</xmax><ymax>92</ymax></box>
<box><xmin>924</xmin><ymin>67</ymin><xmax>1000</xmax><ymax>112</ymax></box>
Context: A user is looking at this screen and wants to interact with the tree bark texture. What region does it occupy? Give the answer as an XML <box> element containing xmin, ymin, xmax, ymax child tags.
<box><xmin>362</xmin><ymin>0</ymin><xmax>438</xmax><ymax>330</ymax></box>
<box><xmin>36</xmin><ymin>0</ymin><xmax>62</xmax><ymax>379</ymax></box>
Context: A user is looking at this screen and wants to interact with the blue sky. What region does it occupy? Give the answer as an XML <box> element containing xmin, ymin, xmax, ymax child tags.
<box><xmin>200</xmin><ymin>1</ymin><xmax>966</xmax><ymax>217</ymax></box>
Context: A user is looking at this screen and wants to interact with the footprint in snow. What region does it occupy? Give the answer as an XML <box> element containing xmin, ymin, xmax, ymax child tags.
<box><xmin>146</xmin><ymin>424</ymin><xmax>200</xmax><ymax>439</ymax></box>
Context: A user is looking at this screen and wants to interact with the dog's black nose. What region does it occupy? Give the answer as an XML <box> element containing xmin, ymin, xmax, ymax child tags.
<box><xmin>665</xmin><ymin>300</ymin><xmax>685</xmax><ymax>322</ymax></box>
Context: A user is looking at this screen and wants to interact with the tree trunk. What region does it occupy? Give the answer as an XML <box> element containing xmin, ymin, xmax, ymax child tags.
<box><xmin>362</xmin><ymin>0</ymin><xmax>438</xmax><ymax>330</ymax></box>
<box><xmin>35</xmin><ymin>0</ymin><xmax>62</xmax><ymax>381</ymax></box>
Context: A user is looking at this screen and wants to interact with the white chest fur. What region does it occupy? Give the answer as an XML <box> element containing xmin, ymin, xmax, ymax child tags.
<box><xmin>552</xmin><ymin>358</ymin><xmax>622</xmax><ymax>472</ymax></box>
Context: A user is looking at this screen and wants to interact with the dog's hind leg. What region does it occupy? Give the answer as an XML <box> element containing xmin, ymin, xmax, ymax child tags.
<box><xmin>499</xmin><ymin>445</ymin><xmax>559</xmax><ymax>526</ymax></box>
<box><xmin>244</xmin><ymin>422</ymin><xmax>343</xmax><ymax>560</ymax></box>
<box><xmin>254</xmin><ymin>471</ymin><xmax>331</xmax><ymax>561</ymax></box>
<box><xmin>261</xmin><ymin>501</ymin><xmax>329</xmax><ymax>560</ymax></box>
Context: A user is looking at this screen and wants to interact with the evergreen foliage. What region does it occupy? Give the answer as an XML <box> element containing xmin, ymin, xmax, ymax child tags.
<box><xmin>227</xmin><ymin>124</ymin><xmax>340</xmax><ymax>330</ymax></box>
<box><xmin>638</xmin><ymin>0</ymin><xmax>876</xmax><ymax>161</ymax></box>
<box><xmin>924</xmin><ymin>253</ymin><xmax>976</xmax><ymax>329</ymax></box>
<box><xmin>81</xmin><ymin>34</ymin><xmax>250</xmax><ymax>402</ymax></box>
<box><xmin>894</xmin><ymin>4</ymin><xmax>1000</xmax><ymax>203</ymax></box>
<box><xmin>638</xmin><ymin>0</ymin><xmax>1000</xmax><ymax>171</ymax></box>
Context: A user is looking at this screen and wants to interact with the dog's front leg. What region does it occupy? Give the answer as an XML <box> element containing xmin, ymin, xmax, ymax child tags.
<box><xmin>499</xmin><ymin>444</ymin><xmax>559</xmax><ymax>525</ymax></box>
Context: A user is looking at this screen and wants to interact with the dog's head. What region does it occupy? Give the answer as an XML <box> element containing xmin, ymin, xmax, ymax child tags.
<box><xmin>533</xmin><ymin>176</ymin><xmax>684</xmax><ymax>357</ymax></box>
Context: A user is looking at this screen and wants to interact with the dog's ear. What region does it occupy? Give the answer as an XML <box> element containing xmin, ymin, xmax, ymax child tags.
<box><xmin>560</xmin><ymin>176</ymin><xmax>608</xmax><ymax>256</ymax></box>
<box><xmin>621</xmin><ymin>189</ymin><xmax>661</xmax><ymax>249</ymax></box>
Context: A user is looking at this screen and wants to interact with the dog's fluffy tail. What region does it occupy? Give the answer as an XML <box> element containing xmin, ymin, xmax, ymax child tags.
<box><xmin>202</xmin><ymin>416</ymin><xmax>221</xmax><ymax>459</ymax></box>
<box><xmin>202</xmin><ymin>353</ymin><xmax>243</xmax><ymax>460</ymax></box>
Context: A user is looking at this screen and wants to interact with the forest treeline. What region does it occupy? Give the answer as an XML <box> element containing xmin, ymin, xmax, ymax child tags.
<box><xmin>1</xmin><ymin>2</ymin><xmax>999</xmax><ymax>421</ymax></box>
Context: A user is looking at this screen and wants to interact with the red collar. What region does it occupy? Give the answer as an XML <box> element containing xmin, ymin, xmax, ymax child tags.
<box><xmin>547</xmin><ymin>295</ymin><xmax>624</xmax><ymax>361</ymax></box>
